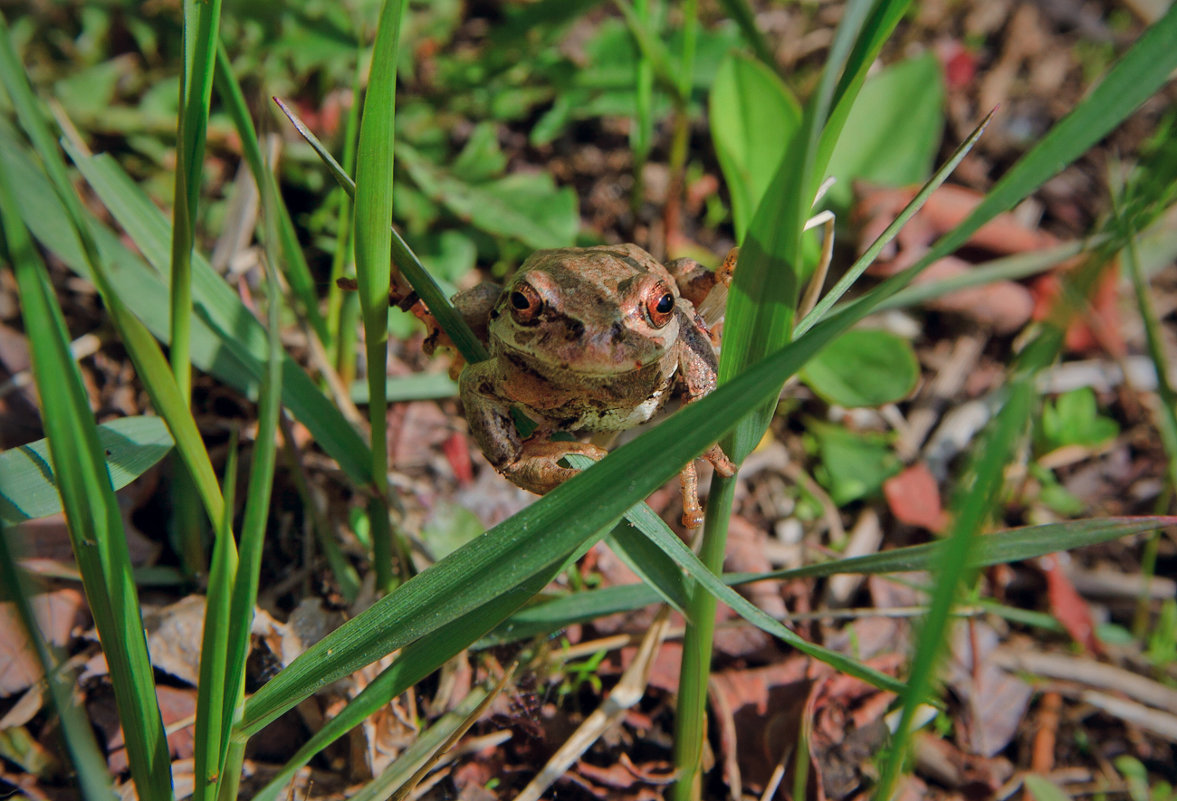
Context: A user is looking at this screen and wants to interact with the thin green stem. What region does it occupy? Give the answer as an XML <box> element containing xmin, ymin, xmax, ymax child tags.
<box><xmin>671</xmin><ymin>473</ymin><xmax>737</xmax><ymax>801</ymax></box>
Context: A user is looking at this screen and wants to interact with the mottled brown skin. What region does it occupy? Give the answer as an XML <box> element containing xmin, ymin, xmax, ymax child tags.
<box><xmin>457</xmin><ymin>243</ymin><xmax>735</xmax><ymax>527</ymax></box>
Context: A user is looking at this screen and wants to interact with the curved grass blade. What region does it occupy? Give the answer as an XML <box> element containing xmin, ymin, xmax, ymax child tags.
<box><xmin>0</xmin><ymin>416</ymin><xmax>173</xmax><ymax>525</ymax></box>
<box><xmin>484</xmin><ymin>516</ymin><xmax>1177</xmax><ymax>646</ymax></box>
<box><xmin>0</xmin><ymin>524</ymin><xmax>113</xmax><ymax>801</ymax></box>
<box><xmin>51</xmin><ymin>142</ymin><xmax>371</xmax><ymax>484</ymax></box>
<box><xmin>213</xmin><ymin>44</ymin><xmax>326</xmax><ymax>344</ymax></box>
<box><xmin>353</xmin><ymin>0</ymin><xmax>410</xmax><ymax>591</ymax></box>
<box><xmin>273</xmin><ymin>97</ymin><xmax>488</xmax><ymax>366</ymax></box>
<box><xmin>0</xmin><ymin>152</ymin><xmax>173</xmax><ymax>801</ymax></box>
<box><xmin>0</xmin><ymin>16</ymin><xmax>225</xmax><ymax>534</ymax></box>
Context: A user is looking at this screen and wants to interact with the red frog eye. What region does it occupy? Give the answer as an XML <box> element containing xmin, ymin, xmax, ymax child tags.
<box><xmin>644</xmin><ymin>283</ymin><xmax>676</xmax><ymax>328</ymax></box>
<box><xmin>508</xmin><ymin>281</ymin><xmax>543</xmax><ymax>324</ymax></box>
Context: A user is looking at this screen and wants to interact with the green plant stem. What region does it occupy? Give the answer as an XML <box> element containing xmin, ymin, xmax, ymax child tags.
<box><xmin>354</xmin><ymin>0</ymin><xmax>410</xmax><ymax>592</ymax></box>
<box><xmin>671</xmin><ymin>472</ymin><xmax>737</xmax><ymax>801</ymax></box>
<box><xmin>328</xmin><ymin>66</ymin><xmax>363</xmax><ymax>380</ymax></box>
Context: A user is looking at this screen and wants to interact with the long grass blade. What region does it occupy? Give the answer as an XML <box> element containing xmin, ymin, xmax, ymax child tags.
<box><xmin>353</xmin><ymin>0</ymin><xmax>410</xmax><ymax>592</ymax></box>
<box><xmin>0</xmin><ymin>524</ymin><xmax>113</xmax><ymax>801</ymax></box>
<box><xmin>213</xmin><ymin>43</ymin><xmax>327</xmax><ymax>344</ymax></box>
<box><xmin>171</xmin><ymin>0</ymin><xmax>223</xmax><ymax>398</ymax></box>
<box><xmin>214</xmin><ymin>149</ymin><xmax>287</xmax><ymax>801</ymax></box>
<box><xmin>485</xmin><ymin>516</ymin><xmax>1177</xmax><ymax>645</ymax></box>
<box><xmin>272</xmin><ymin>96</ymin><xmax>487</xmax><ymax>365</ymax></box>
<box><xmin>0</xmin><ymin>16</ymin><xmax>226</xmax><ymax>530</ymax></box>
<box><xmin>0</xmin><ymin>153</ymin><xmax>173</xmax><ymax>801</ymax></box>
<box><xmin>46</xmin><ymin>140</ymin><xmax>370</xmax><ymax>484</ymax></box>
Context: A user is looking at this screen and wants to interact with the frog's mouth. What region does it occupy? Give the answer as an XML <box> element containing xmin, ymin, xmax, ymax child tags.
<box><xmin>501</xmin><ymin>342</ymin><xmax>668</xmax><ymax>380</ymax></box>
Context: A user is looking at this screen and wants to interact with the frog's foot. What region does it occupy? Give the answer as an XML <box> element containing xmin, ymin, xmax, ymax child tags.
<box><xmin>503</xmin><ymin>439</ymin><xmax>609</xmax><ymax>495</ymax></box>
<box><xmin>677</xmin><ymin>443</ymin><xmax>736</xmax><ymax>528</ymax></box>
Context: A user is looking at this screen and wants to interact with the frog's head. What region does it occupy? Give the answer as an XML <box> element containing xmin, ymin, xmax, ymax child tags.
<box><xmin>488</xmin><ymin>244</ymin><xmax>682</xmax><ymax>376</ymax></box>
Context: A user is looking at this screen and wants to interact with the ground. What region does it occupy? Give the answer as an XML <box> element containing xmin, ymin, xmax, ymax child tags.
<box><xmin>1</xmin><ymin>1</ymin><xmax>1176</xmax><ymax>800</ymax></box>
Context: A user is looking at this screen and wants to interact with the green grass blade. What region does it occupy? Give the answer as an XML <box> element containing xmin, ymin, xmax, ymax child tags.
<box><xmin>215</xmin><ymin>157</ymin><xmax>287</xmax><ymax>800</ymax></box>
<box><xmin>847</xmin><ymin>4</ymin><xmax>1177</xmax><ymax>327</ymax></box>
<box><xmin>715</xmin><ymin>0</ymin><xmax>775</xmax><ymax>68</ymax></box>
<box><xmin>0</xmin><ymin>16</ymin><xmax>226</xmax><ymax>534</ymax></box>
<box><xmin>875</xmin><ymin>376</ymin><xmax>1034</xmax><ymax>799</ymax></box>
<box><xmin>0</xmin><ymin>524</ymin><xmax>113</xmax><ymax>801</ymax></box>
<box><xmin>612</xmin><ymin>0</ymin><xmax>687</xmax><ymax>105</ymax></box>
<box><xmin>213</xmin><ymin>43</ymin><xmax>327</xmax><ymax>345</ymax></box>
<box><xmin>171</xmin><ymin>0</ymin><xmax>223</xmax><ymax>398</ymax></box>
<box><xmin>0</xmin><ymin>416</ymin><xmax>173</xmax><ymax>525</ymax></box>
<box><xmin>328</xmin><ymin>66</ymin><xmax>363</xmax><ymax>379</ymax></box>
<box><xmin>49</xmin><ymin>142</ymin><xmax>371</xmax><ymax>484</ymax></box>
<box><xmin>247</xmin><ymin>564</ymin><xmax>561</xmax><ymax>799</ymax></box>
<box><xmin>1124</xmin><ymin>218</ymin><xmax>1177</xmax><ymax>488</ymax></box>
<box><xmin>797</xmin><ymin>110</ymin><xmax>993</xmax><ymax>334</ymax></box>
<box><xmin>485</xmin><ymin>516</ymin><xmax>1177</xmax><ymax>645</ymax></box>
<box><xmin>1</xmin><ymin>157</ymin><xmax>173</xmax><ymax>801</ymax></box>
<box><xmin>273</xmin><ymin>97</ymin><xmax>488</xmax><ymax>365</ymax></box>
<box><xmin>193</xmin><ymin>443</ymin><xmax>239</xmax><ymax>801</ymax></box>
<box><xmin>353</xmin><ymin>0</ymin><xmax>410</xmax><ymax>592</ymax></box>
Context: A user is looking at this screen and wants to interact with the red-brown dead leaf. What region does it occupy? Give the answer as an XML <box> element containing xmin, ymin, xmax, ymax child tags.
<box><xmin>1030</xmin><ymin>262</ymin><xmax>1125</xmax><ymax>356</ymax></box>
<box><xmin>709</xmin><ymin>659</ymin><xmax>815</xmax><ymax>793</ymax></box>
<box><xmin>853</xmin><ymin>183</ymin><xmax>1059</xmax><ymax>333</ymax></box>
<box><xmin>442</xmin><ymin>430</ymin><xmax>475</xmax><ymax>484</ymax></box>
<box><xmin>1038</xmin><ymin>554</ymin><xmax>1104</xmax><ymax>655</ymax></box>
<box><xmin>0</xmin><ymin>588</ymin><xmax>85</xmax><ymax>697</ymax></box>
<box><xmin>884</xmin><ymin>463</ymin><xmax>948</xmax><ymax>533</ymax></box>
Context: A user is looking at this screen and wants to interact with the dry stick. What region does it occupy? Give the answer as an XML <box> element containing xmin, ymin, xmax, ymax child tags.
<box><xmin>993</xmin><ymin>649</ymin><xmax>1177</xmax><ymax>712</ymax></box>
<box><xmin>515</xmin><ymin>607</ymin><xmax>673</xmax><ymax>801</ymax></box>
<box><xmin>1030</xmin><ymin>691</ymin><xmax>1061</xmax><ymax>774</ymax></box>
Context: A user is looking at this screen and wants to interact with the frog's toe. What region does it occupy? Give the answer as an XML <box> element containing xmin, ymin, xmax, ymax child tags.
<box><xmin>703</xmin><ymin>443</ymin><xmax>736</xmax><ymax>477</ymax></box>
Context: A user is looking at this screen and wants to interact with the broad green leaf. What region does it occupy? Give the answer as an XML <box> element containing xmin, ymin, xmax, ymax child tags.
<box><xmin>1023</xmin><ymin>776</ymin><xmax>1072</xmax><ymax>801</ymax></box>
<box><xmin>710</xmin><ymin>52</ymin><xmax>801</xmax><ymax>240</ymax></box>
<box><xmin>450</xmin><ymin>121</ymin><xmax>508</xmax><ymax>182</ymax></box>
<box><xmin>0</xmin><ymin>416</ymin><xmax>173</xmax><ymax>525</ymax></box>
<box><xmin>400</xmin><ymin>143</ymin><xmax>579</xmax><ymax>249</ymax></box>
<box><xmin>809</xmin><ymin>420</ymin><xmax>901</xmax><ymax>505</ymax></box>
<box><xmin>1041</xmin><ymin>387</ymin><xmax>1119</xmax><ymax>449</ymax></box>
<box><xmin>825</xmin><ymin>53</ymin><xmax>944</xmax><ymax>209</ymax></box>
<box><xmin>801</xmin><ymin>328</ymin><xmax>919</xmax><ymax>407</ymax></box>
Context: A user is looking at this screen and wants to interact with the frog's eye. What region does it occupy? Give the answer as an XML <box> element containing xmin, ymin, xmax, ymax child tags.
<box><xmin>644</xmin><ymin>284</ymin><xmax>676</xmax><ymax>328</ymax></box>
<box><xmin>508</xmin><ymin>282</ymin><xmax>543</xmax><ymax>324</ymax></box>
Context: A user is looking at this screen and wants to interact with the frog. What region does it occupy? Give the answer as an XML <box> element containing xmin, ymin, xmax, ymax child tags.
<box><xmin>449</xmin><ymin>243</ymin><xmax>737</xmax><ymax>528</ymax></box>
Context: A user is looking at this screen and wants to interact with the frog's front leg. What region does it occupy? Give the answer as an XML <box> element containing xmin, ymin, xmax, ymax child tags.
<box><xmin>674</xmin><ymin>312</ymin><xmax>737</xmax><ymax>528</ymax></box>
<box><xmin>459</xmin><ymin>361</ymin><xmax>606</xmax><ymax>495</ymax></box>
